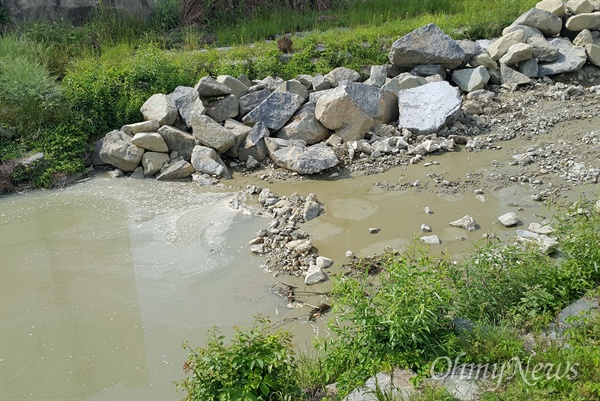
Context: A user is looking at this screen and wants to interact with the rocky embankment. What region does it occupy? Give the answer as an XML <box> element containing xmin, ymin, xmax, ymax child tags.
<box><xmin>93</xmin><ymin>1</ymin><xmax>600</xmax><ymax>282</ymax></box>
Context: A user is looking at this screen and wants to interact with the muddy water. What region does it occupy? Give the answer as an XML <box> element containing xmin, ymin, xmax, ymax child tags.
<box><xmin>0</xmin><ymin>178</ymin><xmax>282</xmax><ymax>400</ymax></box>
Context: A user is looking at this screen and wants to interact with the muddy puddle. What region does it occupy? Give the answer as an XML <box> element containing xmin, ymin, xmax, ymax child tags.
<box><xmin>1</xmin><ymin>116</ymin><xmax>598</xmax><ymax>400</ymax></box>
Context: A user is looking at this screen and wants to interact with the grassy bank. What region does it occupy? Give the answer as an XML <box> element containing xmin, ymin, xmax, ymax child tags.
<box><xmin>0</xmin><ymin>0</ymin><xmax>537</xmax><ymax>190</ymax></box>
<box><xmin>179</xmin><ymin>199</ymin><xmax>600</xmax><ymax>400</ymax></box>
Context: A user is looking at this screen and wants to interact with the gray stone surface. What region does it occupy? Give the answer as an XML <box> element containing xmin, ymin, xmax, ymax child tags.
<box><xmin>565</xmin><ymin>12</ymin><xmax>600</xmax><ymax>31</ymax></box>
<box><xmin>573</xmin><ymin>29</ymin><xmax>594</xmax><ymax>46</ymax></box>
<box><xmin>140</xmin><ymin>94</ymin><xmax>178</xmax><ymax>127</ymax></box>
<box><xmin>324</xmin><ymin>67</ymin><xmax>360</xmax><ymax>87</ymax></box>
<box><xmin>344</xmin><ymin>82</ymin><xmax>399</xmax><ymax>124</ymax></box>
<box><xmin>195</xmin><ymin>76</ymin><xmax>232</xmax><ymax>97</ymax></box>
<box><xmin>121</xmin><ymin>120</ymin><xmax>159</xmax><ymax>135</ymax></box>
<box><xmin>190</xmin><ymin>145</ymin><xmax>230</xmax><ymax>178</ymax></box>
<box><xmin>156</xmin><ymin>157</ymin><xmax>195</xmax><ymax>181</ymax></box>
<box><xmin>238</xmin><ymin>89</ymin><xmax>271</xmax><ymax>117</ymax></box>
<box><xmin>586</xmin><ymin>43</ymin><xmax>600</xmax><ymax>67</ymax></box>
<box><xmin>527</xmin><ymin>36</ymin><xmax>559</xmax><ymax>62</ymax></box>
<box><xmin>169</xmin><ymin>86</ymin><xmax>205</xmax><ymax>128</ymax></box>
<box><xmin>488</xmin><ymin>31</ymin><xmax>526</xmax><ymax>61</ymax></box>
<box><xmin>537</xmin><ymin>38</ymin><xmax>588</xmax><ymax>77</ymax></box>
<box><xmin>499</xmin><ymin>43</ymin><xmax>534</xmax><ymax>65</ymax></box>
<box><xmin>397</xmin><ymin>81</ymin><xmax>462</xmax><ymax>135</ymax></box>
<box><xmin>566</xmin><ymin>0</ymin><xmax>595</xmax><ymax>14</ymax></box>
<box><xmin>242</xmin><ymin>92</ymin><xmax>304</xmax><ymax>131</ymax></box>
<box><xmin>267</xmin><ymin>140</ymin><xmax>339</xmax><ymax>174</ymax></box>
<box><xmin>223</xmin><ymin>119</ymin><xmax>252</xmax><ymax>158</ymax></box>
<box><xmin>519</xmin><ymin>58</ymin><xmax>539</xmax><ymax>77</ymax></box>
<box><xmin>469</xmin><ymin>51</ymin><xmax>497</xmax><ymax>68</ymax></box>
<box><xmin>131</xmin><ymin>132</ymin><xmax>168</xmax><ymax>152</ymax></box>
<box><xmin>369</xmin><ymin>65</ymin><xmax>388</xmax><ymax>87</ymax></box>
<box><xmin>238</xmin><ymin>122</ymin><xmax>270</xmax><ymax>162</ymax></box>
<box><xmin>205</xmin><ymin>94</ymin><xmax>239</xmax><ymax>122</ymax></box>
<box><xmin>456</xmin><ymin>40</ymin><xmax>483</xmax><ymax>64</ymax></box>
<box><xmin>276</xmin><ymin>102</ymin><xmax>330</xmax><ymax>145</ymax></box>
<box><xmin>511</xmin><ymin>8</ymin><xmax>563</xmax><ymax>36</ymax></box>
<box><xmin>216</xmin><ymin>75</ymin><xmax>249</xmax><ymax>99</ymax></box>
<box><xmin>99</xmin><ymin>130</ymin><xmax>144</xmax><ymax>172</ymax></box>
<box><xmin>452</xmin><ymin>66</ymin><xmax>490</xmax><ymax>92</ymax></box>
<box><xmin>190</xmin><ymin>114</ymin><xmax>236</xmax><ymax>153</ymax></box>
<box><xmin>344</xmin><ymin>369</ymin><xmax>418</xmax><ymax>401</ymax></box>
<box><xmin>157</xmin><ymin>125</ymin><xmax>196</xmax><ymax>161</ymax></box>
<box><xmin>502</xmin><ymin>24</ymin><xmax>544</xmax><ymax>41</ymax></box>
<box><xmin>536</xmin><ymin>0</ymin><xmax>567</xmax><ymax>16</ymax></box>
<box><xmin>382</xmin><ymin>73</ymin><xmax>428</xmax><ymax>93</ymax></box>
<box><xmin>420</xmin><ymin>235</ymin><xmax>441</xmax><ymax>245</ymax></box>
<box><xmin>312</xmin><ymin>74</ymin><xmax>332</xmax><ymax>91</ymax></box>
<box><xmin>498</xmin><ymin>212</ymin><xmax>520</xmax><ymax>227</ymax></box>
<box><xmin>304</xmin><ymin>264</ymin><xmax>327</xmax><ymax>285</ymax></box>
<box><xmin>501</xmin><ymin>63</ymin><xmax>533</xmax><ymax>85</ymax></box>
<box><xmin>315</xmin><ymin>86</ymin><xmax>374</xmax><ymax>142</ymax></box>
<box><xmin>449</xmin><ymin>215</ymin><xmax>477</xmax><ymax>231</ymax></box>
<box><xmin>142</xmin><ymin>152</ymin><xmax>169</xmax><ymax>177</ymax></box>
<box><xmin>276</xmin><ymin>79</ymin><xmax>309</xmax><ymax>102</ymax></box>
<box><xmin>388</xmin><ymin>23</ymin><xmax>465</xmax><ymax>69</ymax></box>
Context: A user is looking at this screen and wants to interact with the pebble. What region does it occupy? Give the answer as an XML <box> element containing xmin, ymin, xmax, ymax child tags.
<box><xmin>420</xmin><ymin>235</ymin><xmax>441</xmax><ymax>245</ymax></box>
<box><xmin>425</xmin><ymin>206</ymin><xmax>433</xmax><ymax>214</ymax></box>
<box><xmin>421</xmin><ymin>223</ymin><xmax>432</xmax><ymax>232</ymax></box>
<box><xmin>476</xmin><ymin>195</ymin><xmax>486</xmax><ymax>202</ymax></box>
<box><xmin>345</xmin><ymin>250</ymin><xmax>355</xmax><ymax>258</ymax></box>
<box><xmin>369</xmin><ymin>227</ymin><xmax>380</xmax><ymax>234</ymax></box>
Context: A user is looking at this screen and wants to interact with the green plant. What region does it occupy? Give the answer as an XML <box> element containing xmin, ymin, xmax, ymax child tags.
<box><xmin>178</xmin><ymin>316</ymin><xmax>299</xmax><ymax>401</ymax></box>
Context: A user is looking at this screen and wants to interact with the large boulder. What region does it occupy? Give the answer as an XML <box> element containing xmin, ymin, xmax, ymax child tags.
<box><xmin>142</xmin><ymin>152</ymin><xmax>169</xmax><ymax>177</ymax></box>
<box><xmin>223</xmin><ymin>119</ymin><xmax>252</xmax><ymax>158</ymax></box>
<box><xmin>397</xmin><ymin>81</ymin><xmax>462</xmax><ymax>135</ymax></box>
<box><xmin>194</xmin><ymin>76</ymin><xmax>232</xmax><ymax>97</ymax></box>
<box><xmin>388</xmin><ymin>23</ymin><xmax>465</xmax><ymax>69</ymax></box>
<box><xmin>190</xmin><ymin>145</ymin><xmax>231</xmax><ymax>178</ymax></box>
<box><xmin>343</xmin><ymin>82</ymin><xmax>399</xmax><ymax>124</ymax></box>
<box><xmin>140</xmin><ymin>94</ymin><xmax>178</xmax><ymax>127</ymax></box>
<box><xmin>205</xmin><ymin>94</ymin><xmax>239</xmax><ymax>122</ymax></box>
<box><xmin>276</xmin><ymin>102</ymin><xmax>330</xmax><ymax>145</ymax></box>
<box><xmin>324</xmin><ymin>67</ymin><xmax>360</xmax><ymax>87</ymax></box>
<box><xmin>238</xmin><ymin>89</ymin><xmax>271</xmax><ymax>117</ymax></box>
<box><xmin>527</xmin><ymin>36</ymin><xmax>559</xmax><ymax>62</ymax></box>
<box><xmin>511</xmin><ymin>8</ymin><xmax>563</xmax><ymax>36</ymax></box>
<box><xmin>267</xmin><ymin>140</ymin><xmax>339</xmax><ymax>174</ymax></box>
<box><xmin>242</xmin><ymin>92</ymin><xmax>305</xmax><ymax>131</ymax></box>
<box><xmin>536</xmin><ymin>0</ymin><xmax>567</xmax><ymax>16</ymax></box>
<box><xmin>499</xmin><ymin>43</ymin><xmax>534</xmax><ymax>65</ymax></box>
<box><xmin>216</xmin><ymin>75</ymin><xmax>249</xmax><ymax>99</ymax></box>
<box><xmin>238</xmin><ymin>122</ymin><xmax>270</xmax><ymax>162</ymax></box>
<box><xmin>537</xmin><ymin>37</ymin><xmax>588</xmax><ymax>76</ymax></box>
<box><xmin>487</xmin><ymin>31</ymin><xmax>526</xmax><ymax>61</ymax></box>
<box><xmin>190</xmin><ymin>114</ymin><xmax>236</xmax><ymax>153</ymax></box>
<box><xmin>157</xmin><ymin>125</ymin><xmax>196</xmax><ymax>161</ymax></box>
<box><xmin>156</xmin><ymin>157</ymin><xmax>195</xmax><ymax>181</ymax></box>
<box><xmin>566</xmin><ymin>0</ymin><xmax>595</xmax><ymax>14</ymax></box>
<box><xmin>276</xmin><ymin>79</ymin><xmax>309</xmax><ymax>102</ymax></box>
<box><xmin>315</xmin><ymin>86</ymin><xmax>374</xmax><ymax>142</ymax></box>
<box><xmin>99</xmin><ymin>130</ymin><xmax>144</xmax><ymax>172</ymax></box>
<box><xmin>502</xmin><ymin>24</ymin><xmax>544</xmax><ymax>41</ymax></box>
<box><xmin>121</xmin><ymin>120</ymin><xmax>159</xmax><ymax>135</ymax></box>
<box><xmin>586</xmin><ymin>43</ymin><xmax>600</xmax><ymax>67</ymax></box>
<box><xmin>501</xmin><ymin>63</ymin><xmax>533</xmax><ymax>85</ymax></box>
<box><xmin>368</xmin><ymin>65</ymin><xmax>388</xmax><ymax>87</ymax></box>
<box><xmin>382</xmin><ymin>73</ymin><xmax>428</xmax><ymax>93</ymax></box>
<box><xmin>169</xmin><ymin>86</ymin><xmax>205</xmax><ymax>128</ymax></box>
<box><xmin>131</xmin><ymin>132</ymin><xmax>168</xmax><ymax>152</ymax></box>
<box><xmin>565</xmin><ymin>13</ymin><xmax>600</xmax><ymax>31</ymax></box>
<box><xmin>452</xmin><ymin>66</ymin><xmax>490</xmax><ymax>92</ymax></box>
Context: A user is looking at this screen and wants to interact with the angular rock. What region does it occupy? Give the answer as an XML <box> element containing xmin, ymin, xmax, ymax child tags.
<box><xmin>515</xmin><ymin>229</ymin><xmax>558</xmax><ymax>253</ymax></box>
<box><xmin>312</xmin><ymin>74</ymin><xmax>332</xmax><ymax>91</ymax></box>
<box><xmin>498</xmin><ymin>212</ymin><xmax>520</xmax><ymax>227</ymax></box>
<box><xmin>449</xmin><ymin>215</ymin><xmax>477</xmax><ymax>231</ymax></box>
<box><xmin>276</xmin><ymin>79</ymin><xmax>309</xmax><ymax>102</ymax></box>
<box><xmin>286</xmin><ymin>239</ymin><xmax>312</xmax><ymax>253</ymax></box>
<box><xmin>99</xmin><ymin>130</ymin><xmax>145</xmax><ymax>172</ymax></box>
<box><xmin>205</xmin><ymin>94</ymin><xmax>239</xmax><ymax>122</ymax></box>
<box><xmin>191</xmin><ymin>145</ymin><xmax>231</xmax><ymax>178</ymax></box>
<box><xmin>501</xmin><ymin>63</ymin><xmax>533</xmax><ymax>85</ymax></box>
<box><xmin>190</xmin><ymin>114</ymin><xmax>235</xmax><ymax>153</ymax></box>
<box><xmin>452</xmin><ymin>66</ymin><xmax>490</xmax><ymax>92</ymax></box>
<box><xmin>140</xmin><ymin>94</ymin><xmax>177</xmax><ymax>127</ymax></box>
<box><xmin>566</xmin><ymin>0</ymin><xmax>594</xmax><ymax>14</ymax></box>
<box><xmin>304</xmin><ymin>200</ymin><xmax>323</xmax><ymax>221</ymax></box>
<box><xmin>142</xmin><ymin>152</ymin><xmax>169</xmax><ymax>177</ymax></box>
<box><xmin>131</xmin><ymin>132</ymin><xmax>169</xmax><ymax>152</ymax></box>
<box><xmin>276</xmin><ymin>102</ymin><xmax>330</xmax><ymax>145</ymax></box>
<box><xmin>156</xmin><ymin>157</ymin><xmax>195</xmax><ymax>181</ymax></box>
<box><xmin>194</xmin><ymin>76</ymin><xmax>232</xmax><ymax>97</ymax></box>
<box><xmin>470</xmin><ymin>51</ymin><xmax>497</xmax><ymax>68</ymax></box>
<box><xmin>586</xmin><ymin>43</ymin><xmax>600</xmax><ymax>67</ymax></box>
<box><xmin>411</xmin><ymin>64</ymin><xmax>447</xmax><ymax>78</ymax></box>
<box><xmin>536</xmin><ymin>0</ymin><xmax>567</xmax><ymax>16</ymax></box>
<box><xmin>500</xmin><ymin>43</ymin><xmax>534</xmax><ymax>65</ymax></box>
<box><xmin>537</xmin><ymin>38</ymin><xmax>587</xmax><ymax>76</ymax></box>
<box><xmin>267</xmin><ymin>140</ymin><xmax>339</xmax><ymax>174</ymax></box>
<box><xmin>157</xmin><ymin>125</ymin><xmax>196</xmax><ymax>161</ymax></box>
<box><xmin>238</xmin><ymin>89</ymin><xmax>271</xmax><ymax>118</ymax></box>
<box><xmin>528</xmin><ymin>222</ymin><xmax>555</xmax><ymax>234</ymax></box>
<box><xmin>315</xmin><ymin>86</ymin><xmax>374</xmax><ymax>142</ymax></box>
<box><xmin>305</xmin><ymin>264</ymin><xmax>326</xmax><ymax>285</ymax></box>
<box><xmin>223</xmin><ymin>119</ymin><xmax>252</xmax><ymax>158</ymax></box>
<box><xmin>511</xmin><ymin>8</ymin><xmax>563</xmax><ymax>36</ymax></box>
<box><xmin>130</xmin><ymin>166</ymin><xmax>145</xmax><ymax>180</ymax></box>
<box><xmin>316</xmin><ymin>256</ymin><xmax>333</xmax><ymax>269</ymax></box>
<box><xmin>324</xmin><ymin>67</ymin><xmax>360</xmax><ymax>87</ymax></box>
<box><xmin>169</xmin><ymin>86</ymin><xmax>205</xmax><ymax>128</ymax></box>
<box><xmin>344</xmin><ymin>82</ymin><xmax>399</xmax><ymax>124</ymax></box>
<box><xmin>487</xmin><ymin>31</ymin><xmax>526</xmax><ymax>61</ymax></box>
<box><xmin>369</xmin><ymin>65</ymin><xmax>388</xmax><ymax>87</ymax></box>
<box><xmin>397</xmin><ymin>81</ymin><xmax>462</xmax><ymax>135</ymax></box>
<box><xmin>573</xmin><ymin>29</ymin><xmax>594</xmax><ymax>46</ymax></box>
<box><xmin>388</xmin><ymin>23</ymin><xmax>465</xmax><ymax>69</ymax></box>
<box><xmin>258</xmin><ymin>76</ymin><xmax>284</xmax><ymax>90</ymax></box>
<box><xmin>565</xmin><ymin>13</ymin><xmax>600</xmax><ymax>31</ymax></box>
<box><xmin>420</xmin><ymin>235</ymin><xmax>441</xmax><ymax>245</ymax></box>
<box><xmin>238</xmin><ymin>122</ymin><xmax>269</xmax><ymax>162</ymax></box>
<box><xmin>382</xmin><ymin>73</ymin><xmax>427</xmax><ymax>93</ymax></box>
<box><xmin>502</xmin><ymin>24</ymin><xmax>544</xmax><ymax>40</ymax></box>
<box><xmin>216</xmin><ymin>75</ymin><xmax>248</xmax><ymax>99</ymax></box>
<box><xmin>121</xmin><ymin>120</ymin><xmax>159</xmax><ymax>135</ymax></box>
<box><xmin>295</xmin><ymin>74</ymin><xmax>313</xmax><ymax>90</ymax></box>
<box><xmin>456</xmin><ymin>40</ymin><xmax>483</xmax><ymax>64</ymax></box>
<box><xmin>527</xmin><ymin>36</ymin><xmax>559</xmax><ymax>62</ymax></box>
<box><xmin>519</xmin><ymin>58</ymin><xmax>540</xmax><ymax>77</ymax></box>
<box><xmin>242</xmin><ymin>92</ymin><xmax>304</xmax><ymax>131</ymax></box>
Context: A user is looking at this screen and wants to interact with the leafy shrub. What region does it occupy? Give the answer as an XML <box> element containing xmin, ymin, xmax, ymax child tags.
<box><xmin>178</xmin><ymin>316</ymin><xmax>299</xmax><ymax>401</ymax></box>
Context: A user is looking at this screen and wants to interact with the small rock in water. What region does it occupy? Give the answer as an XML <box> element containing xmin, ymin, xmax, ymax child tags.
<box><xmin>449</xmin><ymin>215</ymin><xmax>477</xmax><ymax>231</ymax></box>
<box><xmin>246</xmin><ymin>155</ymin><xmax>260</xmax><ymax>170</ymax></box>
<box><xmin>498</xmin><ymin>212</ymin><xmax>520</xmax><ymax>227</ymax></box>
<box><xmin>250</xmin><ymin>244</ymin><xmax>266</xmax><ymax>254</ymax></box>
<box><xmin>476</xmin><ymin>194</ymin><xmax>486</xmax><ymax>202</ymax></box>
<box><xmin>474</xmin><ymin>188</ymin><xmax>484</xmax><ymax>194</ymax></box>
<box><xmin>420</xmin><ymin>235</ymin><xmax>441</xmax><ymax>245</ymax></box>
<box><xmin>528</xmin><ymin>222</ymin><xmax>554</xmax><ymax>234</ymax></box>
<box><xmin>425</xmin><ymin>206</ymin><xmax>433</xmax><ymax>214</ymax></box>
<box><xmin>345</xmin><ymin>250</ymin><xmax>356</xmax><ymax>258</ymax></box>
<box><xmin>109</xmin><ymin>169</ymin><xmax>125</xmax><ymax>179</ymax></box>
<box><xmin>421</xmin><ymin>223</ymin><xmax>432</xmax><ymax>232</ymax></box>
<box><xmin>305</xmin><ymin>264</ymin><xmax>327</xmax><ymax>285</ymax></box>
<box><xmin>316</xmin><ymin>256</ymin><xmax>334</xmax><ymax>269</ymax></box>
<box><xmin>369</xmin><ymin>227</ymin><xmax>380</xmax><ymax>234</ymax></box>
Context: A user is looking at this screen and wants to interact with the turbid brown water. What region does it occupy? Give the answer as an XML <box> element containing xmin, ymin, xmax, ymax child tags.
<box><xmin>1</xmin><ymin>116</ymin><xmax>598</xmax><ymax>400</ymax></box>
